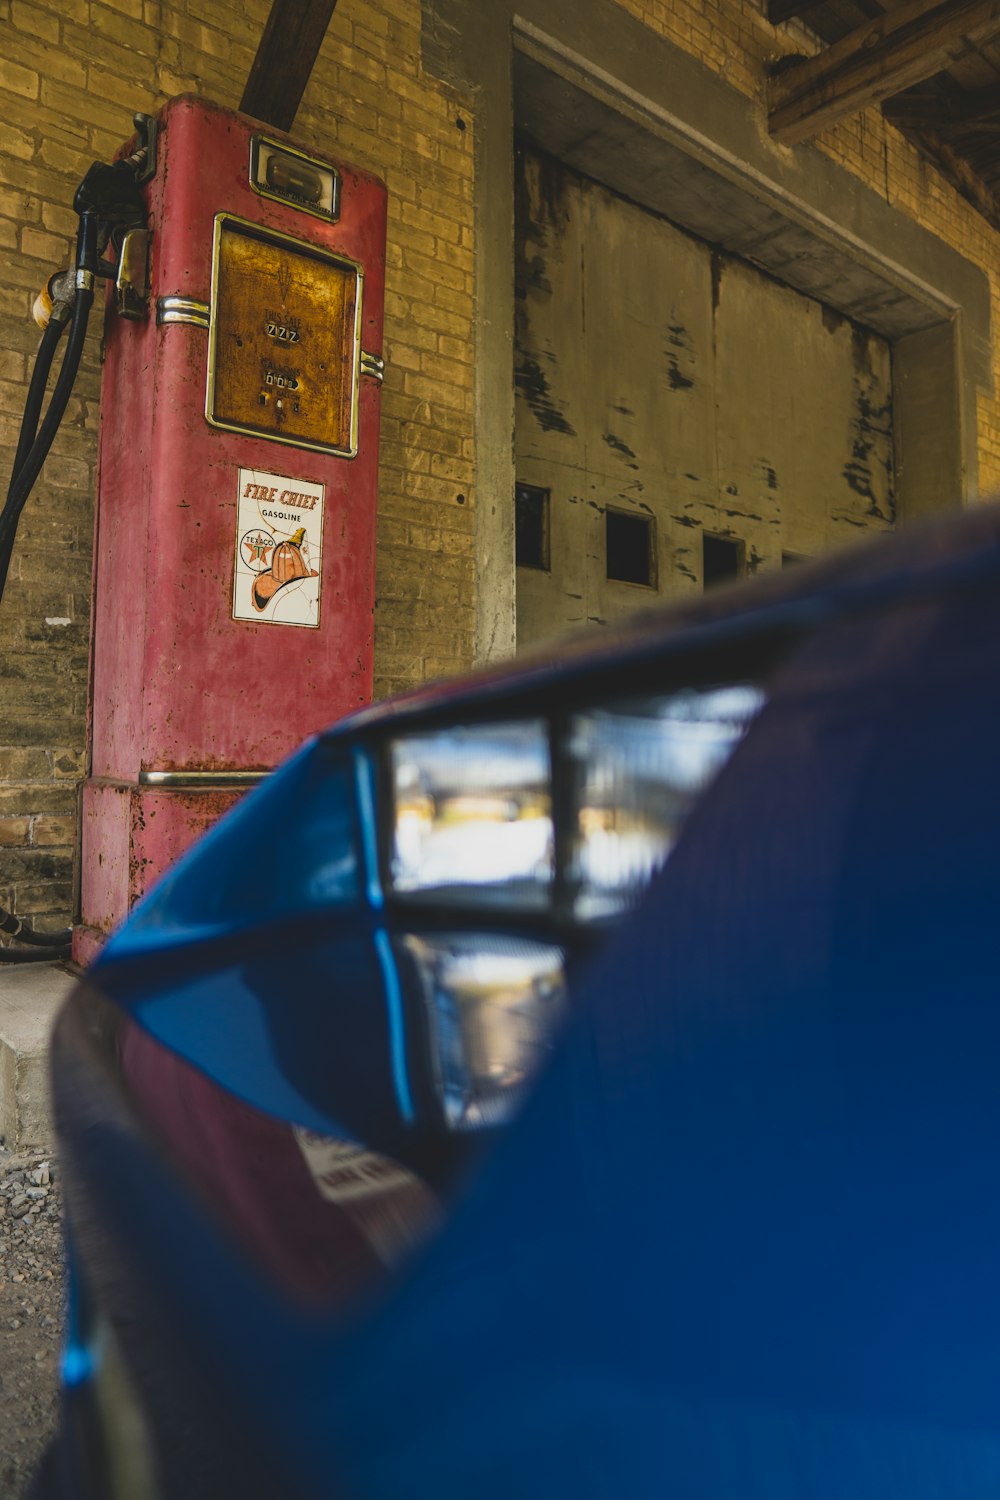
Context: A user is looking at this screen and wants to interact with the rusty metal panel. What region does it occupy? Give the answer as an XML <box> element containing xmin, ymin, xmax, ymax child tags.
<box><xmin>514</xmin><ymin>147</ymin><xmax>894</xmax><ymax>649</ymax></box>
<box><xmin>209</xmin><ymin>216</ymin><xmax>361</xmax><ymax>456</ymax></box>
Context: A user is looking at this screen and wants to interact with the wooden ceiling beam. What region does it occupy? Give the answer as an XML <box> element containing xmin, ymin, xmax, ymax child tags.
<box><xmin>240</xmin><ymin>0</ymin><xmax>339</xmax><ymax>133</ymax></box>
<box><xmin>768</xmin><ymin>0</ymin><xmax>1000</xmax><ymax>144</ymax></box>
<box><xmin>902</xmin><ymin>124</ymin><xmax>1000</xmax><ymax>227</ymax></box>
<box><xmin>882</xmin><ymin>80</ymin><xmax>1000</xmax><ymax>128</ymax></box>
<box><xmin>766</xmin><ymin>0</ymin><xmax>827</xmax><ymax>29</ymax></box>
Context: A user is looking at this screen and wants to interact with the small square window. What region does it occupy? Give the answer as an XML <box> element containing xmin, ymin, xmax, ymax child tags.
<box><xmin>606</xmin><ymin>510</ymin><xmax>655</xmax><ymax>587</ymax></box>
<box><xmin>516</xmin><ymin>483</ymin><xmax>550</xmax><ymax>571</ymax></box>
<box><xmin>703</xmin><ymin>532</ymin><xmax>744</xmax><ymax>590</ymax></box>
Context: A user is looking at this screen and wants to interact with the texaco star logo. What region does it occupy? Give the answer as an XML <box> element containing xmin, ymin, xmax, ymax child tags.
<box><xmin>239</xmin><ymin>529</ymin><xmax>275</xmax><ymax>573</ymax></box>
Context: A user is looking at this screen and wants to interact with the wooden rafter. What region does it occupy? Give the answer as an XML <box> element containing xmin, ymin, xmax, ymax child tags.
<box><xmin>902</xmin><ymin>124</ymin><xmax>1000</xmax><ymax>226</ymax></box>
<box><xmin>766</xmin><ymin>0</ymin><xmax>827</xmax><ymax>29</ymax></box>
<box><xmin>883</xmin><ymin>80</ymin><xmax>1000</xmax><ymax>128</ymax></box>
<box><xmin>768</xmin><ymin>0</ymin><xmax>1000</xmax><ymax>144</ymax></box>
<box><xmin>240</xmin><ymin>0</ymin><xmax>339</xmax><ymax>133</ymax></box>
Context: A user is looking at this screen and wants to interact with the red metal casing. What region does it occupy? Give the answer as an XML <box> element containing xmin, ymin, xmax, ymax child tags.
<box><xmin>76</xmin><ymin>96</ymin><xmax>386</xmax><ymax>964</ymax></box>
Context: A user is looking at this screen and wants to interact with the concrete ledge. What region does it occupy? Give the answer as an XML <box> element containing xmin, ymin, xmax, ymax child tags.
<box><xmin>0</xmin><ymin>963</ymin><xmax>76</xmax><ymax>1150</ymax></box>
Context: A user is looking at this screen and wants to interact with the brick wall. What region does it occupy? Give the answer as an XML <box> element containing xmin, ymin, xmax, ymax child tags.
<box><xmin>0</xmin><ymin>0</ymin><xmax>475</xmax><ymax>931</ymax></box>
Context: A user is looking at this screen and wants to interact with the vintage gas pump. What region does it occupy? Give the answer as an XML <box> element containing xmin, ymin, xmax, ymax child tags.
<box><xmin>74</xmin><ymin>95</ymin><xmax>387</xmax><ymax>964</ymax></box>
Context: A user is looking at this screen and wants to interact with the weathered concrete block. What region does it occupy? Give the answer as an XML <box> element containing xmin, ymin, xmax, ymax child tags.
<box><xmin>0</xmin><ymin>962</ymin><xmax>74</xmax><ymax>1150</ymax></box>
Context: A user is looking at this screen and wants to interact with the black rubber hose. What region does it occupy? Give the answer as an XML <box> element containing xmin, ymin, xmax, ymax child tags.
<box><xmin>0</xmin><ymin>906</ymin><xmax>73</xmax><ymax>945</ymax></box>
<box><xmin>0</xmin><ymin>215</ymin><xmax>98</xmax><ymax>603</ymax></box>
<box><xmin>11</xmin><ymin>314</ymin><xmax>67</xmax><ymax>486</ymax></box>
<box><xmin>0</xmin><ymin>318</ymin><xmax>69</xmax><ymax>604</ymax></box>
<box><xmin>0</xmin><ymin>942</ymin><xmax>72</xmax><ymax>963</ymax></box>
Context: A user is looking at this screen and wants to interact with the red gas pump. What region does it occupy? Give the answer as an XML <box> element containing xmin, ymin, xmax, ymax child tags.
<box><xmin>75</xmin><ymin>96</ymin><xmax>387</xmax><ymax>964</ymax></box>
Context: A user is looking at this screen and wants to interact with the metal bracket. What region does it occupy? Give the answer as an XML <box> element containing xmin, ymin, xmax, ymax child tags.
<box><xmin>131</xmin><ymin>112</ymin><xmax>158</xmax><ymax>185</ymax></box>
<box><xmin>157</xmin><ymin>296</ymin><xmax>211</xmax><ymax>330</ymax></box>
<box><xmin>361</xmin><ymin>350</ymin><xmax>385</xmax><ymax>383</ymax></box>
<box><xmin>116</xmin><ymin>228</ymin><xmax>151</xmax><ymax>320</ymax></box>
<box><xmin>138</xmin><ymin>769</ymin><xmax>268</xmax><ymax>788</ymax></box>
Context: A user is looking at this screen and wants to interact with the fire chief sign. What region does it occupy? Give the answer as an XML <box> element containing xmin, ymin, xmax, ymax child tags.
<box><xmin>233</xmin><ymin>467</ymin><xmax>325</xmax><ymax>628</ymax></box>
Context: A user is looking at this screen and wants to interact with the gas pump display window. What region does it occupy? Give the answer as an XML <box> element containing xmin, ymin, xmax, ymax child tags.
<box><xmin>207</xmin><ymin>214</ymin><xmax>362</xmax><ymax>457</ymax></box>
<box><xmin>249</xmin><ymin>136</ymin><xmax>341</xmax><ymax>221</ymax></box>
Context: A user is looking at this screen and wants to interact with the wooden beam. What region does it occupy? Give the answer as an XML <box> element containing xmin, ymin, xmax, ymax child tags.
<box><xmin>240</xmin><ymin>0</ymin><xmax>339</xmax><ymax>133</ymax></box>
<box><xmin>766</xmin><ymin>0</ymin><xmax>826</xmax><ymax>29</ymax></box>
<box><xmin>883</xmin><ymin>82</ymin><xmax>1000</xmax><ymax>129</ymax></box>
<box><xmin>768</xmin><ymin>0</ymin><xmax>1000</xmax><ymax>144</ymax></box>
<box><xmin>902</xmin><ymin>125</ymin><xmax>1000</xmax><ymax>228</ymax></box>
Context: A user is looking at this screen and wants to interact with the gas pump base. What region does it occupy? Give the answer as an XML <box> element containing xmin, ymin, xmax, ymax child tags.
<box><xmin>74</xmin><ymin>780</ymin><xmax>250</xmax><ymax>966</ymax></box>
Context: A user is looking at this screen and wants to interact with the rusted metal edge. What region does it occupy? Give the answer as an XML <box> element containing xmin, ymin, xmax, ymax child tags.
<box><xmin>137</xmin><ymin>770</ymin><xmax>270</xmax><ymax>787</ymax></box>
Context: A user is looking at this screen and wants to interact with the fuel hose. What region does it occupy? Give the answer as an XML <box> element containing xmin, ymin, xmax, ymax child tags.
<box><xmin>0</xmin><ymin>219</ymin><xmax>98</xmax><ymax>961</ymax></box>
<box><xmin>0</xmin><ymin>222</ymin><xmax>97</xmax><ymax>603</ymax></box>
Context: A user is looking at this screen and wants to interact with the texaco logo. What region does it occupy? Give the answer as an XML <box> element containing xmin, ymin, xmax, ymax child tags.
<box><xmin>239</xmin><ymin>529</ymin><xmax>275</xmax><ymax>573</ymax></box>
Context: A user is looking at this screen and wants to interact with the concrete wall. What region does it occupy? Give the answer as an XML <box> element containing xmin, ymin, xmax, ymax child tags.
<box><xmin>514</xmin><ymin>147</ymin><xmax>895</xmax><ymax>646</ymax></box>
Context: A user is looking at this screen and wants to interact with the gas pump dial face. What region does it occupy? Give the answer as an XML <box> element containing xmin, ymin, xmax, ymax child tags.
<box><xmin>207</xmin><ymin>215</ymin><xmax>362</xmax><ymax>457</ymax></box>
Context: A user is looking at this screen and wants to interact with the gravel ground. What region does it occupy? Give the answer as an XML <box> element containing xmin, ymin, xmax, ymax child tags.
<box><xmin>0</xmin><ymin>1149</ymin><xmax>64</xmax><ymax>1498</ymax></box>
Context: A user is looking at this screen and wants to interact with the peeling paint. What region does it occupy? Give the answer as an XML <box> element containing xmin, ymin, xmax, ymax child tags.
<box><xmin>843</xmin><ymin>367</ymin><xmax>895</xmax><ymax>521</ymax></box>
<box><xmin>515</xmin><ymin>355</ymin><xmax>576</xmax><ymax>436</ymax></box>
<box><xmin>603</xmin><ymin>431</ymin><xmax>639</xmax><ymax>466</ymax></box>
<box><xmin>755</xmin><ymin>459</ymin><xmax>779</xmax><ymax>491</ymax></box>
<box><xmin>665</xmin><ymin>320</ymin><xmax>695</xmax><ymax>391</ymax></box>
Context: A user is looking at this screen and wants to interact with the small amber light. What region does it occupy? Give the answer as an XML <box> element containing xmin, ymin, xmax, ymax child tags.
<box><xmin>266</xmin><ymin>152</ymin><xmax>323</xmax><ymax>205</ymax></box>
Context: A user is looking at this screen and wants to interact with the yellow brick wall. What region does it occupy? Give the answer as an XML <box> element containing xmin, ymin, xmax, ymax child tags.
<box><xmin>615</xmin><ymin>0</ymin><xmax>1000</xmax><ymax>494</ymax></box>
<box><xmin>0</xmin><ymin>0</ymin><xmax>475</xmax><ymax>928</ymax></box>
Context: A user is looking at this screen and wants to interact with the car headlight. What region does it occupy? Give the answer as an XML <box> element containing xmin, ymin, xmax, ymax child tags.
<box><xmin>395</xmin><ymin>933</ymin><xmax>567</xmax><ymax>1130</ymax></box>
<box><xmin>389</xmin><ymin>720</ymin><xmax>553</xmax><ymax>907</ymax></box>
<box><xmin>386</xmin><ymin>685</ymin><xmax>763</xmax><ymax>921</ymax></box>
<box><xmin>568</xmin><ymin>684</ymin><xmax>766</xmax><ymax>918</ymax></box>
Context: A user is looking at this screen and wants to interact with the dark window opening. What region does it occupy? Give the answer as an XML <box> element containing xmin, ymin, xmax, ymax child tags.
<box><xmin>703</xmin><ymin>532</ymin><xmax>744</xmax><ymax>590</ymax></box>
<box><xmin>606</xmin><ymin>509</ymin><xmax>655</xmax><ymax>587</ymax></box>
<box><xmin>516</xmin><ymin>483</ymin><xmax>550</xmax><ymax>571</ymax></box>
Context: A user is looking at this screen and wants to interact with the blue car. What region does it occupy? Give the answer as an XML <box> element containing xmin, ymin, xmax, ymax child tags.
<box><xmin>39</xmin><ymin>499</ymin><xmax>1000</xmax><ymax>1498</ymax></box>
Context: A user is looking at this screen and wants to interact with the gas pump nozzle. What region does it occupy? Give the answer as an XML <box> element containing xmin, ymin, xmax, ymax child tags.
<box><xmin>73</xmin><ymin>158</ymin><xmax>148</xmax><ymax>239</ymax></box>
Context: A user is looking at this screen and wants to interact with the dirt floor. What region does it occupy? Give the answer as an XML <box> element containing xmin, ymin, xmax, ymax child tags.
<box><xmin>0</xmin><ymin>1149</ymin><xmax>63</xmax><ymax>1499</ymax></box>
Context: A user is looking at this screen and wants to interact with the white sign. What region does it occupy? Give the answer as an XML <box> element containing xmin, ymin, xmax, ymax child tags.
<box><xmin>233</xmin><ymin>466</ymin><xmax>325</xmax><ymax>628</ymax></box>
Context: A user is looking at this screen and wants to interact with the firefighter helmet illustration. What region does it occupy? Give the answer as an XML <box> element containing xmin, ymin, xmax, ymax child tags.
<box><xmin>251</xmin><ymin>525</ymin><xmax>318</xmax><ymax>611</ymax></box>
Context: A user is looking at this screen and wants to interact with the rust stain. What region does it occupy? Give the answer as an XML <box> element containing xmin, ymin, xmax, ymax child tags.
<box><xmin>711</xmin><ymin>252</ymin><xmax>724</xmax><ymax>313</ymax></box>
